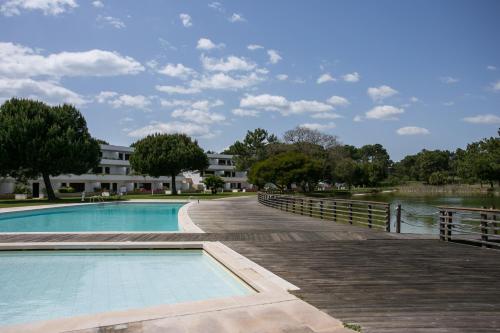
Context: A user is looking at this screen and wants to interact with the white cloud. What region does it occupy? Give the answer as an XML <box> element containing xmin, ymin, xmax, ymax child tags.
<box><xmin>160</xmin><ymin>99</ymin><xmax>223</xmax><ymax>111</ymax></box>
<box><xmin>410</xmin><ymin>96</ymin><xmax>419</xmax><ymax>103</ymax></box>
<box><xmin>128</xmin><ymin>121</ymin><xmax>212</xmax><ymax>138</ymax></box>
<box><xmin>201</xmin><ymin>54</ymin><xmax>256</xmax><ymax>72</ymax></box>
<box><xmin>317</xmin><ymin>73</ymin><xmax>335</xmax><ymax>84</ymax></box>
<box><xmin>0</xmin><ymin>77</ymin><xmax>86</xmax><ymax>105</ymax></box>
<box><xmin>396</xmin><ymin>126</ymin><xmax>430</xmax><ymax>135</ymax></box>
<box><xmin>0</xmin><ymin>42</ymin><xmax>143</xmax><ymax>78</ymax></box>
<box><xmin>232</xmin><ymin>108</ymin><xmax>259</xmax><ymax>117</ymax></box>
<box><xmin>190</xmin><ymin>72</ymin><xmax>263</xmax><ymax>91</ymax></box>
<box><xmin>247</xmin><ymin>44</ymin><xmax>263</xmax><ymax>51</ymax></box>
<box><xmin>326</xmin><ymin>95</ymin><xmax>350</xmax><ymax>107</ymax></box>
<box><xmin>159</xmin><ymin>99</ymin><xmax>192</xmax><ymax>108</ymax></box>
<box><xmin>229</xmin><ymin>13</ymin><xmax>245</xmax><ymax>22</ymax></box>
<box><xmin>179</xmin><ymin>13</ymin><xmax>192</xmax><ymax>27</ymax></box>
<box><xmin>155</xmin><ymin>85</ymin><xmax>201</xmax><ymax>95</ymax></box>
<box><xmin>463</xmin><ymin>114</ymin><xmax>500</xmax><ymax>124</ymax></box>
<box><xmin>443</xmin><ymin>101</ymin><xmax>454</xmax><ymax>106</ymax></box>
<box><xmin>1</xmin><ymin>0</ymin><xmax>77</xmax><ymax>16</ymax></box>
<box><xmin>365</xmin><ymin>105</ymin><xmax>404</xmax><ymax>120</ymax></box>
<box><xmin>440</xmin><ymin>76</ymin><xmax>459</xmax><ymax>84</ymax></box>
<box><xmin>276</xmin><ymin>74</ymin><xmax>288</xmax><ymax>81</ymax></box>
<box><xmin>208</xmin><ymin>1</ymin><xmax>223</xmax><ymax>12</ymax></box>
<box><xmin>239</xmin><ymin>94</ymin><xmax>332</xmax><ymax>115</ymax></box>
<box><xmin>289</xmin><ymin>100</ymin><xmax>333</xmax><ymax>114</ymax></box>
<box><xmin>353</xmin><ymin>115</ymin><xmax>363</xmax><ymax>122</ymax></box>
<box><xmin>97</xmin><ymin>15</ymin><xmax>125</xmax><ymax>29</ymax></box>
<box><xmin>96</xmin><ymin>91</ymin><xmax>151</xmax><ymax>110</ymax></box>
<box><xmin>487</xmin><ymin>65</ymin><xmax>497</xmax><ymax>71</ymax></box>
<box><xmin>492</xmin><ymin>80</ymin><xmax>500</xmax><ymax>91</ymax></box>
<box><xmin>196</xmin><ymin>38</ymin><xmax>224</xmax><ymax>50</ymax></box>
<box><xmin>311</xmin><ymin>113</ymin><xmax>342</xmax><ymax>119</ymax></box>
<box><xmin>342</xmin><ymin>72</ymin><xmax>360</xmax><ymax>82</ymax></box>
<box><xmin>267</xmin><ymin>49</ymin><xmax>282</xmax><ymax>64</ymax></box>
<box><xmin>158</xmin><ymin>63</ymin><xmax>196</xmax><ymax>79</ymax></box>
<box><xmin>367</xmin><ymin>85</ymin><xmax>398</xmax><ymax>102</ymax></box>
<box><xmin>300</xmin><ymin>122</ymin><xmax>336</xmax><ymax>131</ymax></box>
<box><xmin>191</xmin><ymin>99</ymin><xmax>223</xmax><ymax>111</ymax></box>
<box><xmin>172</xmin><ymin>109</ymin><xmax>225</xmax><ymax>124</ymax></box>
<box><xmin>92</xmin><ymin>0</ymin><xmax>103</xmax><ymax>8</ymax></box>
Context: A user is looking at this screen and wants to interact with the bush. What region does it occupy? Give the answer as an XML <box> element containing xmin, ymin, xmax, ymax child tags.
<box><xmin>428</xmin><ymin>171</ymin><xmax>448</xmax><ymax>185</ymax></box>
<box><xmin>58</xmin><ymin>186</ymin><xmax>75</xmax><ymax>193</ymax></box>
<box><xmin>14</xmin><ymin>184</ymin><xmax>31</xmax><ymax>194</ymax></box>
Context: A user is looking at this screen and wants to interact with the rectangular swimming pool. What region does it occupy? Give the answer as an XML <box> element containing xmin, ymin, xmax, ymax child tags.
<box><xmin>0</xmin><ymin>203</ymin><xmax>183</xmax><ymax>232</ymax></box>
<box><xmin>0</xmin><ymin>249</ymin><xmax>254</xmax><ymax>326</ymax></box>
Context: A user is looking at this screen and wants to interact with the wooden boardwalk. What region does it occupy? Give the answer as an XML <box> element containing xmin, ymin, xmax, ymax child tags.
<box><xmin>0</xmin><ymin>197</ymin><xmax>499</xmax><ymax>332</ymax></box>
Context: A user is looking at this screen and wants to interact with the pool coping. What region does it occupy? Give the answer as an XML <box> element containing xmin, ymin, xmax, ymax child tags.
<box><xmin>0</xmin><ymin>241</ymin><xmax>300</xmax><ymax>333</ymax></box>
<box><xmin>0</xmin><ymin>200</ymin><xmax>204</xmax><ymax>234</ymax></box>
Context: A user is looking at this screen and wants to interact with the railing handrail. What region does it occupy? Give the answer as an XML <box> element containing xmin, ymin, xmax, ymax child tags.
<box><xmin>437</xmin><ymin>206</ymin><xmax>500</xmax><ymax>214</ymax></box>
<box><xmin>260</xmin><ymin>191</ymin><xmax>390</xmax><ymax>207</ymax></box>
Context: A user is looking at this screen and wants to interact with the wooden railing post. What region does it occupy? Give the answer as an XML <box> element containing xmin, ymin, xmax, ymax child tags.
<box><xmin>301</xmin><ymin>198</ymin><xmax>304</xmax><ymax>215</ymax></box>
<box><xmin>396</xmin><ymin>204</ymin><xmax>402</xmax><ymax>233</ymax></box>
<box><xmin>385</xmin><ymin>204</ymin><xmax>391</xmax><ymax>232</ymax></box>
<box><xmin>333</xmin><ymin>201</ymin><xmax>337</xmax><ymax>222</ymax></box>
<box><xmin>320</xmin><ymin>200</ymin><xmax>324</xmax><ymax>219</ymax></box>
<box><xmin>480</xmin><ymin>212</ymin><xmax>489</xmax><ymax>246</ymax></box>
<box><xmin>309</xmin><ymin>199</ymin><xmax>313</xmax><ymax>217</ymax></box>
<box><xmin>367</xmin><ymin>204</ymin><xmax>372</xmax><ymax>228</ymax></box>
<box><xmin>348</xmin><ymin>203</ymin><xmax>353</xmax><ymax>224</ymax></box>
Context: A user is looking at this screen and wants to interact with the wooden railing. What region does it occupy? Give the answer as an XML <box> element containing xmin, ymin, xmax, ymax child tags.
<box><xmin>438</xmin><ymin>206</ymin><xmax>500</xmax><ymax>249</ymax></box>
<box><xmin>258</xmin><ymin>192</ymin><xmax>391</xmax><ymax>231</ymax></box>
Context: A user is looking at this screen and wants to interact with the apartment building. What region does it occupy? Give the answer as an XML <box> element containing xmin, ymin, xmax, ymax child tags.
<box><xmin>0</xmin><ymin>144</ymin><xmax>189</xmax><ymax>196</ymax></box>
<box><xmin>201</xmin><ymin>153</ymin><xmax>251</xmax><ymax>191</ymax></box>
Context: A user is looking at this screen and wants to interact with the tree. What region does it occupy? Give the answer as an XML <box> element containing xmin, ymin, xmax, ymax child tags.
<box><xmin>224</xmin><ymin>128</ymin><xmax>277</xmax><ymax>170</ymax></box>
<box><xmin>130</xmin><ymin>133</ymin><xmax>208</xmax><ymax>195</ymax></box>
<box><xmin>334</xmin><ymin>159</ymin><xmax>359</xmax><ymax>189</ymax></box>
<box><xmin>203</xmin><ymin>175</ymin><xmax>225</xmax><ymax>194</ymax></box>
<box><xmin>248</xmin><ymin>152</ymin><xmax>322</xmax><ymax>191</ymax></box>
<box><xmin>0</xmin><ymin>98</ymin><xmax>101</xmax><ymax>200</ymax></box>
<box><xmin>283</xmin><ymin>126</ymin><xmax>339</xmax><ymax>150</ymax></box>
<box><xmin>96</xmin><ymin>139</ymin><xmax>109</xmax><ymax>145</ymax></box>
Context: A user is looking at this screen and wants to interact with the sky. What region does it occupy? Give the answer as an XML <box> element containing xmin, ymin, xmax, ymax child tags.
<box><xmin>0</xmin><ymin>0</ymin><xmax>499</xmax><ymax>161</ymax></box>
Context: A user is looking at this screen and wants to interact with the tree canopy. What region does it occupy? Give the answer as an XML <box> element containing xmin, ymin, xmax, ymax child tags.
<box><xmin>203</xmin><ymin>175</ymin><xmax>225</xmax><ymax>194</ymax></box>
<box><xmin>0</xmin><ymin>98</ymin><xmax>100</xmax><ymax>200</ymax></box>
<box><xmin>130</xmin><ymin>133</ymin><xmax>208</xmax><ymax>195</ymax></box>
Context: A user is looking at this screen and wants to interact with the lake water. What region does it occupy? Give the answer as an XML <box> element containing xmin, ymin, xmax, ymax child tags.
<box><xmin>356</xmin><ymin>193</ymin><xmax>500</xmax><ymax>235</ymax></box>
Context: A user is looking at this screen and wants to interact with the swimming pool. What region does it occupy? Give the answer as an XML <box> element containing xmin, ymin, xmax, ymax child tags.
<box><xmin>0</xmin><ymin>249</ymin><xmax>254</xmax><ymax>326</ymax></box>
<box><xmin>0</xmin><ymin>203</ymin><xmax>184</xmax><ymax>232</ymax></box>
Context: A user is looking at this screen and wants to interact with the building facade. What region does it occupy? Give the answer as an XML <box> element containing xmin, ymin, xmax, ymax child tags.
<box><xmin>0</xmin><ymin>144</ymin><xmax>189</xmax><ymax>196</ymax></box>
<box><xmin>201</xmin><ymin>153</ymin><xmax>251</xmax><ymax>191</ymax></box>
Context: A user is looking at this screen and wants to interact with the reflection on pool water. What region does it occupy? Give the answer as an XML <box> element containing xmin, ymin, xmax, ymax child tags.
<box><xmin>0</xmin><ymin>250</ymin><xmax>254</xmax><ymax>326</ymax></box>
<box><xmin>0</xmin><ymin>203</ymin><xmax>183</xmax><ymax>232</ymax></box>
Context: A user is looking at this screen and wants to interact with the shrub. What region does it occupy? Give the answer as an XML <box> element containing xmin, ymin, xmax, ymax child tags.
<box><xmin>14</xmin><ymin>184</ymin><xmax>31</xmax><ymax>194</ymax></box>
<box><xmin>58</xmin><ymin>186</ymin><xmax>76</xmax><ymax>193</ymax></box>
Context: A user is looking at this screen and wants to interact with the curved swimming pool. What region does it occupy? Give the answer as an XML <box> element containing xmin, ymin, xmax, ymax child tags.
<box><xmin>0</xmin><ymin>203</ymin><xmax>183</xmax><ymax>232</ymax></box>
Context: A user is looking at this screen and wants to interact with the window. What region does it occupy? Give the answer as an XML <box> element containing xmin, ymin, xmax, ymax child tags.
<box><xmin>104</xmin><ymin>167</ymin><xmax>110</xmax><ymax>174</ymax></box>
<box><xmin>125</xmin><ymin>154</ymin><xmax>130</xmax><ymax>160</ymax></box>
<box><xmin>118</xmin><ymin>153</ymin><xmax>123</xmax><ymax>160</ymax></box>
<box><xmin>125</xmin><ymin>167</ymin><xmax>130</xmax><ymax>175</ymax></box>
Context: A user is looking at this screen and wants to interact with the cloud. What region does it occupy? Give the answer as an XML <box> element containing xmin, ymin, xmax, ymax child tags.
<box><xmin>311</xmin><ymin>113</ymin><xmax>342</xmax><ymax>119</ymax></box>
<box><xmin>492</xmin><ymin>80</ymin><xmax>500</xmax><ymax>91</ymax></box>
<box><xmin>299</xmin><ymin>122</ymin><xmax>336</xmax><ymax>131</ymax></box>
<box><xmin>463</xmin><ymin>114</ymin><xmax>500</xmax><ymax>124</ymax></box>
<box><xmin>208</xmin><ymin>1</ymin><xmax>224</xmax><ymax>12</ymax></box>
<box><xmin>317</xmin><ymin>73</ymin><xmax>335</xmax><ymax>84</ymax></box>
<box><xmin>190</xmin><ymin>72</ymin><xmax>263</xmax><ymax>91</ymax></box>
<box><xmin>267</xmin><ymin>50</ymin><xmax>282</xmax><ymax>64</ymax></box>
<box><xmin>229</xmin><ymin>13</ymin><xmax>245</xmax><ymax>22</ymax></box>
<box><xmin>196</xmin><ymin>38</ymin><xmax>224</xmax><ymax>50</ymax></box>
<box><xmin>96</xmin><ymin>91</ymin><xmax>151</xmax><ymax>110</ymax></box>
<box><xmin>443</xmin><ymin>101</ymin><xmax>454</xmax><ymax>106</ymax></box>
<box><xmin>155</xmin><ymin>85</ymin><xmax>201</xmax><ymax>95</ymax></box>
<box><xmin>128</xmin><ymin>121</ymin><xmax>213</xmax><ymax>138</ymax></box>
<box><xmin>160</xmin><ymin>99</ymin><xmax>223</xmax><ymax>111</ymax></box>
<box><xmin>396</xmin><ymin>126</ymin><xmax>430</xmax><ymax>135</ymax></box>
<box><xmin>239</xmin><ymin>94</ymin><xmax>333</xmax><ymax>115</ymax></box>
<box><xmin>342</xmin><ymin>72</ymin><xmax>360</xmax><ymax>82</ymax></box>
<box><xmin>409</xmin><ymin>96</ymin><xmax>419</xmax><ymax>103</ymax></box>
<box><xmin>171</xmin><ymin>109</ymin><xmax>225</xmax><ymax>124</ymax></box>
<box><xmin>232</xmin><ymin>108</ymin><xmax>259</xmax><ymax>117</ymax></box>
<box><xmin>365</xmin><ymin>105</ymin><xmax>404</xmax><ymax>120</ymax></box>
<box><xmin>440</xmin><ymin>76</ymin><xmax>459</xmax><ymax>84</ymax></box>
<box><xmin>353</xmin><ymin>115</ymin><xmax>362</xmax><ymax>122</ymax></box>
<box><xmin>158</xmin><ymin>63</ymin><xmax>196</xmax><ymax>79</ymax></box>
<box><xmin>179</xmin><ymin>13</ymin><xmax>192</xmax><ymax>27</ymax></box>
<box><xmin>276</xmin><ymin>74</ymin><xmax>288</xmax><ymax>81</ymax></box>
<box><xmin>97</xmin><ymin>15</ymin><xmax>126</xmax><ymax>29</ymax></box>
<box><xmin>247</xmin><ymin>44</ymin><xmax>263</xmax><ymax>51</ymax></box>
<box><xmin>0</xmin><ymin>42</ymin><xmax>144</xmax><ymax>78</ymax></box>
<box><xmin>1</xmin><ymin>0</ymin><xmax>77</xmax><ymax>16</ymax></box>
<box><xmin>326</xmin><ymin>95</ymin><xmax>350</xmax><ymax>107</ymax></box>
<box><xmin>367</xmin><ymin>85</ymin><xmax>398</xmax><ymax>102</ymax></box>
<box><xmin>0</xmin><ymin>77</ymin><xmax>86</xmax><ymax>105</ymax></box>
<box><xmin>201</xmin><ymin>54</ymin><xmax>256</xmax><ymax>72</ymax></box>
<box><xmin>92</xmin><ymin>0</ymin><xmax>103</xmax><ymax>8</ymax></box>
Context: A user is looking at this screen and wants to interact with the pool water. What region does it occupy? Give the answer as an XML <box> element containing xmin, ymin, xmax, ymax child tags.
<box><xmin>0</xmin><ymin>250</ymin><xmax>254</xmax><ymax>326</ymax></box>
<box><xmin>0</xmin><ymin>203</ymin><xmax>183</xmax><ymax>232</ymax></box>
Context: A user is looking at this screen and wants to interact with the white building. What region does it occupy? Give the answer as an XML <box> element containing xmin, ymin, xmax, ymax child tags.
<box><xmin>0</xmin><ymin>144</ymin><xmax>190</xmax><ymax>196</ymax></box>
<box><xmin>200</xmin><ymin>153</ymin><xmax>251</xmax><ymax>191</ymax></box>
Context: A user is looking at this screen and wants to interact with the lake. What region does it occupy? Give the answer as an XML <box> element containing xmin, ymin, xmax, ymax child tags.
<box><xmin>356</xmin><ymin>193</ymin><xmax>500</xmax><ymax>235</ymax></box>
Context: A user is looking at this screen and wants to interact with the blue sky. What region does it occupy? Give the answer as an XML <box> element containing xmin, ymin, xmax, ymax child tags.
<box><xmin>1</xmin><ymin>0</ymin><xmax>499</xmax><ymax>160</ymax></box>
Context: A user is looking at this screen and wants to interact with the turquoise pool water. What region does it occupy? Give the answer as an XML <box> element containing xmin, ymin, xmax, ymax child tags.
<box><xmin>0</xmin><ymin>250</ymin><xmax>254</xmax><ymax>326</ymax></box>
<box><xmin>0</xmin><ymin>203</ymin><xmax>183</xmax><ymax>232</ymax></box>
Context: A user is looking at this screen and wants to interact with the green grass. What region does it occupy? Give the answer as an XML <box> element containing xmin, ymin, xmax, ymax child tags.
<box><xmin>0</xmin><ymin>192</ymin><xmax>256</xmax><ymax>208</ymax></box>
<box><xmin>343</xmin><ymin>322</ymin><xmax>362</xmax><ymax>332</ymax></box>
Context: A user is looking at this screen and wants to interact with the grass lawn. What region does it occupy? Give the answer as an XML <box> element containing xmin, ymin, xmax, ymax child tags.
<box><xmin>0</xmin><ymin>192</ymin><xmax>256</xmax><ymax>208</ymax></box>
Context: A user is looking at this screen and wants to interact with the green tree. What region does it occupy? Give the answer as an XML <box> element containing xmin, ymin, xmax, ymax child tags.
<box><xmin>224</xmin><ymin>128</ymin><xmax>277</xmax><ymax>170</ymax></box>
<box><xmin>334</xmin><ymin>159</ymin><xmax>359</xmax><ymax>189</ymax></box>
<box><xmin>248</xmin><ymin>152</ymin><xmax>322</xmax><ymax>191</ymax></box>
<box><xmin>130</xmin><ymin>133</ymin><xmax>208</xmax><ymax>195</ymax></box>
<box><xmin>0</xmin><ymin>98</ymin><xmax>101</xmax><ymax>200</ymax></box>
<box><xmin>358</xmin><ymin>144</ymin><xmax>391</xmax><ymax>186</ymax></box>
<box><xmin>457</xmin><ymin>134</ymin><xmax>500</xmax><ymax>187</ymax></box>
<box><xmin>203</xmin><ymin>175</ymin><xmax>225</xmax><ymax>194</ymax></box>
